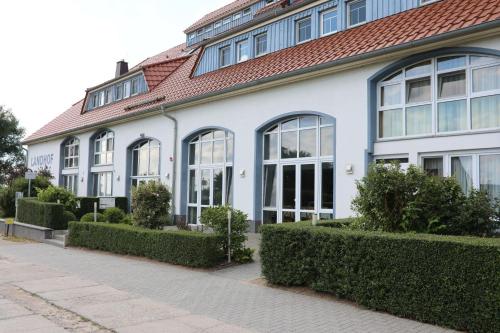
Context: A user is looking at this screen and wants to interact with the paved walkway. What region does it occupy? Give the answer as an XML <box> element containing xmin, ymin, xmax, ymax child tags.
<box><xmin>0</xmin><ymin>237</ymin><xmax>457</xmax><ymax>333</ymax></box>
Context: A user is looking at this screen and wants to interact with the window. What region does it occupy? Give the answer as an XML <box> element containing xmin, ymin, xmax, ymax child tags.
<box><xmin>63</xmin><ymin>138</ymin><xmax>79</xmax><ymax>169</ymax></box>
<box><xmin>93</xmin><ymin>172</ymin><xmax>113</xmax><ymax>197</ymax></box>
<box><xmin>197</xmin><ymin>28</ymin><xmax>204</xmax><ymax>36</ymax></box>
<box><xmin>263</xmin><ymin>116</ymin><xmax>334</xmax><ymax>224</ymax></box>
<box><xmin>423</xmin><ymin>157</ymin><xmax>443</xmax><ymax>176</ymax></box>
<box><xmin>243</xmin><ymin>8</ymin><xmax>251</xmax><ymax>16</ymax></box>
<box><xmin>219</xmin><ymin>46</ymin><xmax>231</xmax><ymax>68</ymax></box>
<box><xmin>233</xmin><ymin>12</ymin><xmax>242</xmax><ymax>20</ymax></box>
<box><xmin>236</xmin><ymin>40</ymin><xmax>249</xmax><ymax>63</ymax></box>
<box><xmin>115</xmin><ymin>84</ymin><xmax>123</xmax><ymax>101</ymax></box>
<box><xmin>214</xmin><ymin>21</ymin><xmax>222</xmax><ymax>29</ymax></box>
<box><xmin>255</xmin><ymin>33</ymin><xmax>268</xmax><ymax>57</ymax></box>
<box><xmin>377</xmin><ymin>55</ymin><xmax>500</xmax><ymax>139</ymax></box>
<box><xmin>105</xmin><ymin>88</ymin><xmax>113</xmax><ymax>104</ymax></box>
<box><xmin>223</xmin><ymin>17</ymin><xmax>231</xmax><ymax>25</ymax></box>
<box><xmin>480</xmin><ymin>154</ymin><xmax>500</xmax><ymax>201</ymax></box>
<box><xmin>347</xmin><ymin>0</ymin><xmax>366</xmax><ymax>27</ymax></box>
<box><xmin>131</xmin><ymin>78</ymin><xmax>139</xmax><ymax>96</ymax></box>
<box><xmin>130</xmin><ymin>139</ymin><xmax>160</xmax><ymax>188</ymax></box>
<box><xmin>123</xmin><ymin>81</ymin><xmax>131</xmax><ymax>98</ymax></box>
<box><xmin>189</xmin><ymin>33</ymin><xmax>195</xmax><ymax>40</ymax></box>
<box><xmin>296</xmin><ymin>17</ymin><xmax>312</xmax><ymax>44</ymax></box>
<box><xmin>94</xmin><ymin>131</ymin><xmax>114</xmax><ymax>166</ymax></box>
<box><xmin>98</xmin><ymin>91</ymin><xmax>105</xmax><ymax>107</ymax></box>
<box><xmin>187</xmin><ymin>130</ymin><xmax>234</xmax><ymax>224</ymax></box>
<box><xmin>63</xmin><ymin>174</ymin><xmax>78</xmax><ymax>195</ymax></box>
<box><xmin>321</xmin><ymin>9</ymin><xmax>337</xmax><ymax>36</ymax></box>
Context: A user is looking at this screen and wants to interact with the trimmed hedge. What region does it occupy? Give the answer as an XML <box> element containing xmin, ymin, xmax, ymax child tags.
<box><xmin>17</xmin><ymin>198</ymin><xmax>66</xmax><ymax>230</ymax></box>
<box><xmin>261</xmin><ymin>223</ymin><xmax>500</xmax><ymax>333</ymax></box>
<box><xmin>68</xmin><ymin>222</ymin><xmax>224</xmax><ymax>268</ymax></box>
<box><xmin>316</xmin><ymin>218</ymin><xmax>354</xmax><ymax>228</ymax></box>
<box><xmin>76</xmin><ymin>197</ymin><xmax>128</xmax><ymax>218</ymax></box>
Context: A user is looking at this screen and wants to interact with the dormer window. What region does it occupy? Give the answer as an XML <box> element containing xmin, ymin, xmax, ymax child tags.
<box><xmin>219</xmin><ymin>46</ymin><xmax>231</xmax><ymax>68</ymax></box>
<box><xmin>233</xmin><ymin>12</ymin><xmax>242</xmax><ymax>20</ymax></box>
<box><xmin>123</xmin><ymin>81</ymin><xmax>131</xmax><ymax>98</ymax></box>
<box><xmin>237</xmin><ymin>40</ymin><xmax>249</xmax><ymax>63</ymax></box>
<box><xmin>115</xmin><ymin>84</ymin><xmax>123</xmax><ymax>101</ymax></box>
<box><xmin>243</xmin><ymin>8</ymin><xmax>251</xmax><ymax>16</ymax></box>
<box><xmin>131</xmin><ymin>78</ymin><xmax>139</xmax><ymax>96</ymax></box>
<box><xmin>214</xmin><ymin>21</ymin><xmax>222</xmax><ymax>29</ymax></box>
<box><xmin>347</xmin><ymin>0</ymin><xmax>366</xmax><ymax>27</ymax></box>
<box><xmin>255</xmin><ymin>33</ymin><xmax>268</xmax><ymax>57</ymax></box>
<box><xmin>86</xmin><ymin>74</ymin><xmax>146</xmax><ymax>111</ymax></box>
<box><xmin>296</xmin><ymin>17</ymin><xmax>312</xmax><ymax>44</ymax></box>
<box><xmin>223</xmin><ymin>17</ymin><xmax>231</xmax><ymax>25</ymax></box>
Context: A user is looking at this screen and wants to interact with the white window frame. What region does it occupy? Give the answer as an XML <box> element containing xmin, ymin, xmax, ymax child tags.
<box><xmin>93</xmin><ymin>131</ymin><xmax>114</xmax><ymax>166</ymax></box>
<box><xmin>242</xmin><ymin>8</ymin><xmax>251</xmax><ymax>16</ymax></box>
<box><xmin>347</xmin><ymin>0</ymin><xmax>367</xmax><ymax>28</ymax></box>
<box><xmin>420</xmin><ymin>0</ymin><xmax>440</xmax><ymax>6</ymax></box>
<box><xmin>295</xmin><ymin>17</ymin><xmax>312</xmax><ymax>44</ymax></box>
<box><xmin>63</xmin><ymin>174</ymin><xmax>78</xmax><ymax>195</ymax></box>
<box><xmin>63</xmin><ymin>138</ymin><xmax>80</xmax><ymax>169</ymax></box>
<box><xmin>254</xmin><ymin>33</ymin><xmax>268</xmax><ymax>57</ymax></box>
<box><xmin>236</xmin><ymin>39</ymin><xmax>249</xmax><ymax>63</ymax></box>
<box><xmin>130</xmin><ymin>139</ymin><xmax>161</xmax><ymax>188</ymax></box>
<box><xmin>93</xmin><ymin>171</ymin><xmax>113</xmax><ymax>197</ymax></box>
<box><xmin>219</xmin><ymin>46</ymin><xmax>231</xmax><ymax>68</ymax></box>
<box><xmin>123</xmin><ymin>81</ymin><xmax>131</xmax><ymax>98</ymax></box>
<box><xmin>320</xmin><ymin>8</ymin><xmax>338</xmax><ymax>36</ymax></box>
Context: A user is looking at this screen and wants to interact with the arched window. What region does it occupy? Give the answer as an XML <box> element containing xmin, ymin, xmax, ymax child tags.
<box><xmin>130</xmin><ymin>139</ymin><xmax>160</xmax><ymax>188</ymax></box>
<box><xmin>94</xmin><ymin>131</ymin><xmax>114</xmax><ymax>165</ymax></box>
<box><xmin>262</xmin><ymin>115</ymin><xmax>334</xmax><ymax>224</ymax></box>
<box><xmin>61</xmin><ymin>137</ymin><xmax>79</xmax><ymax>194</ymax></box>
<box><xmin>187</xmin><ymin>130</ymin><xmax>233</xmax><ymax>224</ymax></box>
<box><xmin>378</xmin><ymin>55</ymin><xmax>500</xmax><ymax>139</ymax></box>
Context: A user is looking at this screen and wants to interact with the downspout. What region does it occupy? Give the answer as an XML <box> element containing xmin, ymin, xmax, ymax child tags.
<box><xmin>161</xmin><ymin>106</ymin><xmax>178</xmax><ymax>224</ymax></box>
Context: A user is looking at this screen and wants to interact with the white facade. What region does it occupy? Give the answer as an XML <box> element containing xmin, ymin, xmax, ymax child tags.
<box><xmin>26</xmin><ymin>36</ymin><xmax>500</xmax><ymax>224</ymax></box>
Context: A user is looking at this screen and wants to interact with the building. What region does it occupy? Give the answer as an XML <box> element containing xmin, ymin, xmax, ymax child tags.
<box><xmin>24</xmin><ymin>0</ymin><xmax>500</xmax><ymax>227</ymax></box>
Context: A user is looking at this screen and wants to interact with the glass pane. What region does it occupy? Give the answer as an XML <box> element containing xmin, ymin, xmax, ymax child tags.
<box><xmin>451</xmin><ymin>156</ymin><xmax>473</xmax><ymax>194</ymax></box>
<box><xmin>139</xmin><ymin>146</ymin><xmax>148</xmax><ymax>176</ymax></box>
<box><xmin>320</xmin><ymin>127</ymin><xmax>334</xmax><ymax>156</ymax></box>
<box><xmin>299</xmin><ymin>129</ymin><xmax>316</xmax><ymax>158</ymax></box>
<box><xmin>379</xmin><ymin>109</ymin><xmax>403</xmax><ymax>138</ymax></box>
<box><xmin>201</xmin><ymin>132</ymin><xmax>213</xmax><ymax>141</ymax></box>
<box><xmin>201</xmin><ymin>170</ymin><xmax>210</xmax><ymax>205</ymax></box>
<box><xmin>213</xmin><ymin>169</ymin><xmax>223</xmax><ymax>206</ymax></box>
<box><xmin>349</xmin><ymin>0</ymin><xmax>366</xmax><ymax>26</ymax></box>
<box><xmin>472</xmin><ymin>65</ymin><xmax>500</xmax><ymax>93</ymax></box>
<box><xmin>201</xmin><ymin>142</ymin><xmax>212</xmax><ymax>164</ymax></box>
<box><xmin>263</xmin><ymin>165</ymin><xmax>277</xmax><ymax>207</ymax></box>
<box><xmin>282</xmin><ymin>119</ymin><xmax>298</xmax><ymax>131</ymax></box>
<box><xmin>226</xmin><ymin>167</ymin><xmax>233</xmax><ymax>205</ymax></box>
<box><xmin>188</xmin><ymin>207</ymin><xmax>198</xmax><ymax>224</ymax></box>
<box><xmin>406</xmin><ymin>105</ymin><xmax>432</xmax><ymax>135</ymax></box>
<box><xmin>107</xmin><ymin>138</ymin><xmax>113</xmax><ymax>152</ymax></box>
<box><xmin>480</xmin><ymin>155</ymin><xmax>500</xmax><ymax>201</ymax></box>
<box><xmin>281</xmin><ymin>131</ymin><xmax>297</xmax><ymax>159</ymax></box>
<box><xmin>132</xmin><ymin>150</ymin><xmax>138</xmax><ymax>176</ymax></box>
<box><xmin>300</xmin><ymin>212</ymin><xmax>313</xmax><ymax>221</ymax></box>
<box><xmin>282</xmin><ymin>165</ymin><xmax>296</xmax><ymax>209</ymax></box>
<box><xmin>282</xmin><ymin>211</ymin><xmax>295</xmax><ymax>223</ymax></box>
<box><xmin>322</xmin><ymin>162</ymin><xmax>334</xmax><ymax>209</ymax></box>
<box><xmin>264</xmin><ymin>133</ymin><xmax>278</xmax><ymax>160</ymax></box>
<box><xmin>213</xmin><ymin>130</ymin><xmax>225</xmax><ymax>139</ymax></box>
<box><xmin>383</xmin><ymin>71</ymin><xmax>403</xmax><ymax>83</ymax></box>
<box><xmin>471</xmin><ymin>95</ymin><xmax>500</xmax><ymax>130</ymax></box>
<box><xmin>320</xmin><ymin>117</ymin><xmax>334</xmax><ymax>126</ymax></box>
<box><xmin>189</xmin><ymin>143</ymin><xmax>199</xmax><ymax>165</ymax></box>
<box><xmin>437</xmin><ymin>56</ymin><xmax>466</xmax><ymax>71</ymax></box>
<box><xmin>406</xmin><ymin>61</ymin><xmax>431</xmax><ymax>78</ymax></box>
<box><xmin>438</xmin><ymin>100</ymin><xmax>467</xmax><ymax>132</ymax></box>
<box><xmin>297</xmin><ymin>17</ymin><xmax>311</xmax><ymax>42</ymax></box>
<box><xmin>106</xmin><ymin>172</ymin><xmax>112</xmax><ymax>196</ymax></box>
<box><xmin>470</xmin><ymin>56</ymin><xmax>498</xmax><ymax>66</ymax></box>
<box><xmin>381</xmin><ymin>84</ymin><xmax>401</xmax><ymax>106</ymax></box>
<box><xmin>213</xmin><ymin>140</ymin><xmax>224</xmax><ymax>163</ymax></box>
<box><xmin>423</xmin><ymin>157</ymin><xmax>443</xmax><ymax>177</ymax></box>
<box><xmin>263</xmin><ymin>210</ymin><xmax>277</xmax><ymax>224</ymax></box>
<box><xmin>300</xmin><ymin>164</ymin><xmax>315</xmax><ymax>210</ymax></box>
<box><xmin>438</xmin><ymin>71</ymin><xmax>466</xmax><ymax>98</ymax></box>
<box><xmin>149</xmin><ymin>147</ymin><xmax>159</xmax><ymax>176</ymax></box>
<box><xmin>226</xmin><ymin>136</ymin><xmax>233</xmax><ymax>162</ymax></box>
<box><xmin>322</xmin><ymin>10</ymin><xmax>337</xmax><ymax>35</ymax></box>
<box><xmin>406</xmin><ymin>78</ymin><xmax>431</xmax><ymax>103</ymax></box>
<box><xmin>188</xmin><ymin>170</ymin><xmax>197</xmax><ymax>204</ymax></box>
<box><xmin>299</xmin><ymin>116</ymin><xmax>316</xmax><ymax>128</ymax></box>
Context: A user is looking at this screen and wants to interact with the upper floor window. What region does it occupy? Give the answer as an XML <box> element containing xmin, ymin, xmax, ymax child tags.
<box><xmin>347</xmin><ymin>0</ymin><xmax>366</xmax><ymax>27</ymax></box>
<box><xmin>243</xmin><ymin>8</ymin><xmax>251</xmax><ymax>16</ymax></box>
<box><xmin>255</xmin><ymin>33</ymin><xmax>268</xmax><ymax>57</ymax></box>
<box><xmin>219</xmin><ymin>46</ymin><xmax>231</xmax><ymax>68</ymax></box>
<box><xmin>115</xmin><ymin>84</ymin><xmax>123</xmax><ymax>101</ymax></box>
<box><xmin>223</xmin><ymin>17</ymin><xmax>231</xmax><ymax>25</ymax></box>
<box><xmin>94</xmin><ymin>131</ymin><xmax>114</xmax><ymax>166</ymax></box>
<box><xmin>87</xmin><ymin>75</ymin><xmax>146</xmax><ymax>111</ymax></box>
<box><xmin>237</xmin><ymin>40</ymin><xmax>249</xmax><ymax>63</ymax></box>
<box><xmin>214</xmin><ymin>21</ymin><xmax>222</xmax><ymax>29</ymax></box>
<box><xmin>63</xmin><ymin>138</ymin><xmax>79</xmax><ymax>169</ymax></box>
<box><xmin>378</xmin><ymin>55</ymin><xmax>500</xmax><ymax>139</ymax></box>
<box><xmin>296</xmin><ymin>17</ymin><xmax>312</xmax><ymax>44</ymax></box>
<box><xmin>321</xmin><ymin>9</ymin><xmax>337</xmax><ymax>36</ymax></box>
<box><xmin>123</xmin><ymin>81</ymin><xmax>131</xmax><ymax>98</ymax></box>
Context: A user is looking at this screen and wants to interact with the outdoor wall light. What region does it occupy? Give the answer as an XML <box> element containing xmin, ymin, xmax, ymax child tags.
<box><xmin>345</xmin><ymin>164</ymin><xmax>354</xmax><ymax>175</ymax></box>
<box><xmin>116</xmin><ymin>175</ymin><xmax>120</xmax><ymax>181</ymax></box>
<box><xmin>239</xmin><ymin>169</ymin><xmax>246</xmax><ymax>178</ymax></box>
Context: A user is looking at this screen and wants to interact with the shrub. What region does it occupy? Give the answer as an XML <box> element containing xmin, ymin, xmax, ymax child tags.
<box><xmin>103</xmin><ymin>207</ymin><xmax>125</xmax><ymax>224</ymax></box>
<box><xmin>17</xmin><ymin>198</ymin><xmax>66</xmax><ymax>230</ymax></box>
<box><xmin>63</xmin><ymin>211</ymin><xmax>77</xmax><ymax>224</ymax></box>
<box><xmin>37</xmin><ymin>186</ymin><xmax>77</xmax><ymax>213</ymax></box>
<box><xmin>80</xmin><ymin>212</ymin><xmax>105</xmax><ymax>223</ymax></box>
<box><xmin>0</xmin><ymin>176</ymin><xmax>51</xmax><ymax>217</ymax></box>
<box><xmin>200</xmin><ymin>206</ymin><xmax>252</xmax><ymax>263</ymax></box>
<box><xmin>131</xmin><ymin>181</ymin><xmax>171</xmax><ymax>229</ymax></box>
<box><xmin>76</xmin><ymin>197</ymin><xmax>128</xmax><ymax>219</ymax></box>
<box><xmin>352</xmin><ymin>163</ymin><xmax>498</xmax><ymax>236</ymax></box>
<box><xmin>316</xmin><ymin>218</ymin><xmax>355</xmax><ymax>228</ymax></box>
<box><xmin>261</xmin><ymin>223</ymin><xmax>500</xmax><ymax>333</ymax></box>
<box><xmin>121</xmin><ymin>214</ymin><xmax>133</xmax><ymax>225</ymax></box>
<box><xmin>68</xmin><ymin>222</ymin><xmax>224</xmax><ymax>268</ymax></box>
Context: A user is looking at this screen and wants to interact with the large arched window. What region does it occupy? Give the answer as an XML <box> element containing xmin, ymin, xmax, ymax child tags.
<box><xmin>94</xmin><ymin>131</ymin><xmax>114</xmax><ymax>165</ymax></box>
<box><xmin>378</xmin><ymin>54</ymin><xmax>500</xmax><ymax>139</ymax></box>
<box><xmin>187</xmin><ymin>130</ymin><xmax>233</xmax><ymax>224</ymax></box>
<box><xmin>61</xmin><ymin>137</ymin><xmax>79</xmax><ymax>194</ymax></box>
<box><xmin>130</xmin><ymin>139</ymin><xmax>160</xmax><ymax>188</ymax></box>
<box><xmin>262</xmin><ymin>115</ymin><xmax>334</xmax><ymax>224</ymax></box>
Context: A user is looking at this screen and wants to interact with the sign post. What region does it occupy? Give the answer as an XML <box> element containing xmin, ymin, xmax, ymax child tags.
<box><xmin>4</xmin><ymin>218</ymin><xmax>14</xmax><ymax>237</ymax></box>
<box><xmin>25</xmin><ymin>171</ymin><xmax>36</xmax><ymax>197</ymax></box>
<box><xmin>227</xmin><ymin>209</ymin><xmax>232</xmax><ymax>264</ymax></box>
<box><xmin>93</xmin><ymin>202</ymin><xmax>98</xmax><ymax>223</ymax></box>
<box><xmin>15</xmin><ymin>192</ymin><xmax>23</xmax><ymax>223</ymax></box>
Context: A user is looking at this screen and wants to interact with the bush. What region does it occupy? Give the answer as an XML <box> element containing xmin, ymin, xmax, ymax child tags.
<box><xmin>37</xmin><ymin>186</ymin><xmax>77</xmax><ymax>213</ymax></box>
<box><xmin>131</xmin><ymin>181</ymin><xmax>171</xmax><ymax>229</ymax></box>
<box><xmin>0</xmin><ymin>176</ymin><xmax>51</xmax><ymax>217</ymax></box>
<box><xmin>17</xmin><ymin>198</ymin><xmax>66</xmax><ymax>230</ymax></box>
<box><xmin>352</xmin><ymin>163</ymin><xmax>499</xmax><ymax>236</ymax></box>
<box><xmin>63</xmin><ymin>211</ymin><xmax>77</xmax><ymax>224</ymax></box>
<box><xmin>68</xmin><ymin>222</ymin><xmax>224</xmax><ymax>268</ymax></box>
<box><xmin>316</xmin><ymin>218</ymin><xmax>355</xmax><ymax>228</ymax></box>
<box><xmin>103</xmin><ymin>207</ymin><xmax>125</xmax><ymax>224</ymax></box>
<box><xmin>80</xmin><ymin>212</ymin><xmax>105</xmax><ymax>223</ymax></box>
<box><xmin>261</xmin><ymin>223</ymin><xmax>500</xmax><ymax>333</ymax></box>
<box><xmin>200</xmin><ymin>206</ymin><xmax>252</xmax><ymax>263</ymax></box>
<box><xmin>121</xmin><ymin>214</ymin><xmax>133</xmax><ymax>225</ymax></box>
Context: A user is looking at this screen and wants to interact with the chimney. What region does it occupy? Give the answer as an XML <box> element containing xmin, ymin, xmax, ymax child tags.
<box><xmin>115</xmin><ymin>60</ymin><xmax>129</xmax><ymax>78</ymax></box>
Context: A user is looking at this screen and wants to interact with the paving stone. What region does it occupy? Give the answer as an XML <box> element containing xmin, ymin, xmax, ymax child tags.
<box><xmin>38</xmin><ymin>284</ymin><xmax>127</xmax><ymax>301</ymax></box>
<box><xmin>0</xmin><ymin>314</ymin><xmax>66</xmax><ymax>333</ymax></box>
<box><xmin>0</xmin><ymin>299</ymin><xmax>32</xmax><ymax>319</ymax></box>
<box><xmin>15</xmin><ymin>276</ymin><xmax>99</xmax><ymax>294</ymax></box>
<box><xmin>117</xmin><ymin>318</ymin><xmax>201</xmax><ymax>333</ymax></box>
<box><xmin>176</xmin><ymin>314</ymin><xmax>224</xmax><ymax>330</ymax></box>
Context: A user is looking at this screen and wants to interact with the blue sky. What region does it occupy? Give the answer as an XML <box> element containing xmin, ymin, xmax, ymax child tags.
<box><xmin>0</xmin><ymin>0</ymin><xmax>231</xmax><ymax>137</ymax></box>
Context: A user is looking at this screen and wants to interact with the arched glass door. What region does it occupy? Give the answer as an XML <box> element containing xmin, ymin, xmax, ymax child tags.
<box><xmin>262</xmin><ymin>116</ymin><xmax>334</xmax><ymax>223</ymax></box>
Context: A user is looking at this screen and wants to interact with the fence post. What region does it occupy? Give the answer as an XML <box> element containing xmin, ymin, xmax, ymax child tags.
<box><xmin>227</xmin><ymin>209</ymin><xmax>232</xmax><ymax>264</ymax></box>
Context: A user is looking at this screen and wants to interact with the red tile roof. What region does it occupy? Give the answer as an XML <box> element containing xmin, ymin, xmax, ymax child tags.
<box><xmin>25</xmin><ymin>0</ymin><xmax>500</xmax><ymax>144</ymax></box>
<box><xmin>185</xmin><ymin>0</ymin><xmax>260</xmax><ymax>33</ymax></box>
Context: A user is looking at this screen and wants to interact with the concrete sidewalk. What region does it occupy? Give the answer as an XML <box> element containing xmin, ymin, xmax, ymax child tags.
<box><xmin>0</xmin><ymin>238</ymin><xmax>457</xmax><ymax>333</ymax></box>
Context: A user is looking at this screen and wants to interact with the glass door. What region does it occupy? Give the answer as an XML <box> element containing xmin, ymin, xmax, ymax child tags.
<box><xmin>280</xmin><ymin>163</ymin><xmax>317</xmax><ymax>223</ymax></box>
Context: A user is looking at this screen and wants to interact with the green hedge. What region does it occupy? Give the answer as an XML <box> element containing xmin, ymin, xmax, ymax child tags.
<box><xmin>316</xmin><ymin>218</ymin><xmax>354</xmax><ymax>228</ymax></box>
<box><xmin>17</xmin><ymin>199</ymin><xmax>66</xmax><ymax>230</ymax></box>
<box><xmin>68</xmin><ymin>222</ymin><xmax>224</xmax><ymax>268</ymax></box>
<box><xmin>76</xmin><ymin>197</ymin><xmax>128</xmax><ymax>218</ymax></box>
<box><xmin>261</xmin><ymin>223</ymin><xmax>500</xmax><ymax>333</ymax></box>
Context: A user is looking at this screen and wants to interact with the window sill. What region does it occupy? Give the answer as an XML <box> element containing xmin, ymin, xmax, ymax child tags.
<box><xmin>376</xmin><ymin>128</ymin><xmax>500</xmax><ymax>143</ymax></box>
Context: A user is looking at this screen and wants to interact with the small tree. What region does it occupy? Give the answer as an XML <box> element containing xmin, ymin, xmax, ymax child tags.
<box><xmin>0</xmin><ymin>175</ymin><xmax>52</xmax><ymax>217</ymax></box>
<box><xmin>37</xmin><ymin>186</ymin><xmax>78</xmax><ymax>214</ymax></box>
<box><xmin>0</xmin><ymin>106</ymin><xmax>25</xmax><ymax>187</ymax></box>
<box><xmin>131</xmin><ymin>181</ymin><xmax>171</xmax><ymax>229</ymax></box>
